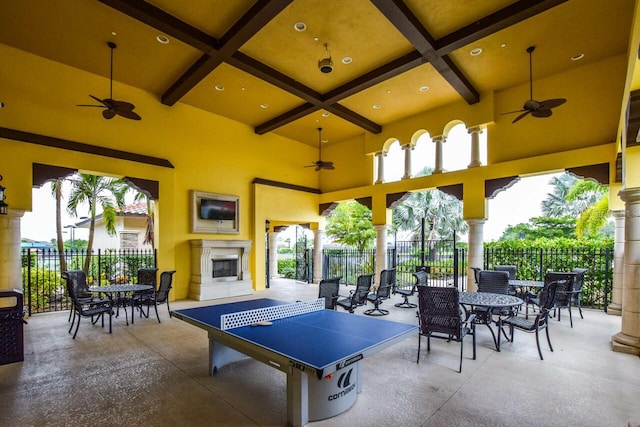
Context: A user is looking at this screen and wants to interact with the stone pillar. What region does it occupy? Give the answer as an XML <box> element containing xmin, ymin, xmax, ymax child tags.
<box><xmin>401</xmin><ymin>143</ymin><xmax>413</xmax><ymax>180</ymax></box>
<box><xmin>374</xmin><ymin>225</ymin><xmax>388</xmax><ymax>287</ymax></box>
<box><xmin>608</xmin><ymin>210</ymin><xmax>624</xmax><ymax>315</ymax></box>
<box><xmin>374</xmin><ymin>151</ymin><xmax>385</xmax><ymax>184</ymax></box>
<box><xmin>0</xmin><ymin>210</ymin><xmax>25</xmax><ymax>291</ymax></box>
<box><xmin>313</xmin><ymin>229</ymin><xmax>325</xmax><ymax>284</ymax></box>
<box><xmin>432</xmin><ymin>136</ymin><xmax>445</xmax><ymax>174</ymax></box>
<box><xmin>466</xmin><ymin>219</ymin><xmax>485</xmax><ymax>292</ymax></box>
<box><xmin>268</xmin><ymin>230</ymin><xmax>279</xmax><ymax>279</ymax></box>
<box><xmin>468</xmin><ymin>126</ymin><xmax>482</xmax><ymax>168</ymax></box>
<box><xmin>611</xmin><ymin>188</ymin><xmax>640</xmax><ymax>355</ymax></box>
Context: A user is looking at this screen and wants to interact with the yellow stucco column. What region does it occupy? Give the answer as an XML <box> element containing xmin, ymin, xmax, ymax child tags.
<box><xmin>374</xmin><ymin>224</ymin><xmax>388</xmax><ymax>287</ymax></box>
<box><xmin>313</xmin><ymin>229</ymin><xmax>325</xmax><ymax>284</ymax></box>
<box><xmin>466</xmin><ymin>219</ymin><xmax>485</xmax><ymax>292</ymax></box>
<box><xmin>608</xmin><ymin>210</ymin><xmax>624</xmax><ymax>315</ymax></box>
<box><xmin>0</xmin><ymin>210</ymin><xmax>25</xmax><ymax>292</ymax></box>
<box><xmin>611</xmin><ymin>188</ymin><xmax>640</xmax><ymax>355</ymax></box>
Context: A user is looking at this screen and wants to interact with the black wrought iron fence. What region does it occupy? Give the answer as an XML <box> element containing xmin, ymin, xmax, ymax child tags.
<box><xmin>484</xmin><ymin>246</ymin><xmax>612</xmax><ymax>310</ymax></box>
<box><xmin>21</xmin><ymin>248</ymin><xmax>156</xmax><ymax>315</ymax></box>
<box><xmin>320</xmin><ymin>241</ymin><xmax>610</xmax><ymax>311</ymax></box>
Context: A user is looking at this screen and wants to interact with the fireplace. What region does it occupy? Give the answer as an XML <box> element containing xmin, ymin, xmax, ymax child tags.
<box><xmin>212</xmin><ymin>258</ymin><xmax>238</xmax><ymax>278</ymax></box>
<box><xmin>190</xmin><ymin>239</ymin><xmax>253</xmax><ymax>300</ymax></box>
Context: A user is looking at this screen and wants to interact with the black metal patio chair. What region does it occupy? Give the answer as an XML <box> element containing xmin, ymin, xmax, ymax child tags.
<box><xmin>501</xmin><ymin>280</ymin><xmax>563</xmax><ymax>360</ymax></box>
<box><xmin>318</xmin><ymin>277</ymin><xmax>341</xmax><ymax>309</ymax></box>
<box><xmin>62</xmin><ymin>271</ymin><xmax>113</xmax><ymax>339</ymax></box>
<box><xmin>336</xmin><ymin>274</ymin><xmax>373</xmax><ymax>313</ymax></box>
<box><xmin>417</xmin><ymin>285</ymin><xmax>476</xmax><ymax>373</ymax></box>
<box><xmin>133</xmin><ymin>270</ymin><xmax>176</xmax><ymax>322</ymax></box>
<box><xmin>365</xmin><ymin>269</ymin><xmax>394</xmax><ymax>316</ymax></box>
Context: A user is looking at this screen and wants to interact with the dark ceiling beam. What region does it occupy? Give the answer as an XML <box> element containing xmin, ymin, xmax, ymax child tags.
<box><xmin>325</xmin><ymin>104</ymin><xmax>382</xmax><ymax>134</ymax></box>
<box><xmin>435</xmin><ymin>0</ymin><xmax>569</xmax><ymax>55</ymax></box>
<box><xmin>160</xmin><ymin>0</ymin><xmax>292</xmax><ymax>105</ymax></box>
<box><xmin>98</xmin><ymin>0</ymin><xmax>216</xmax><ymax>52</ymax></box>
<box><xmin>371</xmin><ymin>0</ymin><xmax>478</xmax><ymax>104</ymax></box>
<box><xmin>255</xmin><ymin>103</ymin><xmax>320</xmax><ymax>135</ymax></box>
<box><xmin>323</xmin><ymin>51</ymin><xmax>425</xmax><ymax>104</ymax></box>
<box><xmin>229</xmin><ymin>52</ymin><xmax>322</xmax><ymax>102</ymax></box>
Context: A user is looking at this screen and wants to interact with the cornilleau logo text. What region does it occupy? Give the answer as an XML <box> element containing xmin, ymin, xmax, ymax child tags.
<box><xmin>336</xmin><ymin>353</ymin><xmax>363</xmax><ymax>370</ymax></box>
<box><xmin>327</xmin><ymin>369</ymin><xmax>356</xmax><ymax>401</ymax></box>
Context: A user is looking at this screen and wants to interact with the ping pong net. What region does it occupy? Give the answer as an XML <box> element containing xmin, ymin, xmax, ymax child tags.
<box><xmin>220</xmin><ymin>298</ymin><xmax>325</xmax><ymax>330</ymax></box>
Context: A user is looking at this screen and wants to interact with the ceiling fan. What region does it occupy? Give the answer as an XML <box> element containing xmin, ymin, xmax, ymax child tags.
<box><xmin>77</xmin><ymin>42</ymin><xmax>141</xmax><ymax>121</ymax></box>
<box><xmin>501</xmin><ymin>46</ymin><xmax>566</xmax><ymax>124</ymax></box>
<box><xmin>305</xmin><ymin>128</ymin><xmax>334</xmax><ymax>171</ymax></box>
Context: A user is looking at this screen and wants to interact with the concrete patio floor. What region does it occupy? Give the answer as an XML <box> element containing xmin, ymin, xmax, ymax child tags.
<box><xmin>1</xmin><ymin>278</ymin><xmax>639</xmax><ymax>426</ymax></box>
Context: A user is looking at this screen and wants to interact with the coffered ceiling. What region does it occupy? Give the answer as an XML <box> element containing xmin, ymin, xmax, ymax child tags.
<box><xmin>0</xmin><ymin>0</ymin><xmax>634</xmax><ymax>146</ymax></box>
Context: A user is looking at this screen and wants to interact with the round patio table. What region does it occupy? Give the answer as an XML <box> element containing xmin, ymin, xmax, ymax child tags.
<box><xmin>89</xmin><ymin>284</ymin><xmax>153</xmax><ymax>325</ymax></box>
<box><xmin>459</xmin><ymin>292</ymin><xmax>522</xmax><ymax>351</ymax></box>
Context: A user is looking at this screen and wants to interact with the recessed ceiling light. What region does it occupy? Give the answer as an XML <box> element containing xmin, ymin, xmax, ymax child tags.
<box><xmin>111</xmin><ymin>31</ymin><xmax>117</xmax><ymax>36</ymax></box>
<box><xmin>294</xmin><ymin>22</ymin><xmax>306</xmax><ymax>32</ymax></box>
<box><xmin>322</xmin><ymin>112</ymin><xmax>330</xmax><ymax>117</ymax></box>
<box><xmin>386</xmin><ymin>90</ymin><xmax>392</xmax><ymax>94</ymax></box>
<box><xmin>313</xmin><ymin>36</ymin><xmax>320</xmax><ymax>42</ymax></box>
<box><xmin>419</xmin><ymin>86</ymin><xmax>429</xmax><ymax>92</ymax></box>
<box><xmin>260</xmin><ymin>103</ymin><xmax>269</xmax><ymax>109</ymax></box>
<box><xmin>470</xmin><ymin>47</ymin><xmax>483</xmax><ymax>56</ymax></box>
<box><xmin>341</xmin><ymin>56</ymin><xmax>352</xmax><ymax>64</ymax></box>
<box><xmin>372</xmin><ymin>104</ymin><xmax>381</xmax><ymax>109</ymax></box>
<box><xmin>500</xmin><ymin>43</ymin><xmax>507</xmax><ymax>48</ymax></box>
<box><xmin>156</xmin><ymin>35</ymin><xmax>170</xmax><ymax>44</ymax></box>
<box><xmin>214</xmin><ymin>85</ymin><xmax>224</xmax><ymax>91</ymax></box>
<box><xmin>571</xmin><ymin>53</ymin><xmax>585</xmax><ymax>61</ymax></box>
<box><xmin>241</xmin><ymin>87</ymin><xmax>246</xmax><ymax>91</ymax></box>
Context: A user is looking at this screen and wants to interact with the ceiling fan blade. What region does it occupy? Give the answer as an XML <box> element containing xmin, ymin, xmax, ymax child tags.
<box><xmin>108</xmin><ymin>99</ymin><xmax>136</xmax><ymax>110</ymax></box>
<box><xmin>102</xmin><ymin>109</ymin><xmax>116</xmax><ymax>119</ymax></box>
<box><xmin>323</xmin><ymin>163</ymin><xmax>335</xmax><ymax>170</ymax></box>
<box><xmin>88</xmin><ymin>95</ymin><xmax>108</xmax><ymax>107</ymax></box>
<box><xmin>537</xmin><ymin>98</ymin><xmax>566</xmax><ymax>110</ymax></box>
<box><xmin>531</xmin><ymin>109</ymin><xmax>553</xmax><ymax>118</ymax></box>
<box><xmin>512</xmin><ymin>110</ymin><xmax>531</xmax><ymax>123</ymax></box>
<box><xmin>77</xmin><ymin>104</ymin><xmax>105</xmax><ymax>108</ymax></box>
<box><xmin>115</xmin><ymin>108</ymin><xmax>142</xmax><ymax>120</ymax></box>
<box><xmin>500</xmin><ymin>108</ymin><xmax>527</xmax><ymax>115</ymax></box>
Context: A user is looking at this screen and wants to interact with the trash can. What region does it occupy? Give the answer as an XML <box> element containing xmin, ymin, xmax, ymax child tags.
<box><xmin>0</xmin><ymin>289</ymin><xmax>25</xmax><ymax>365</ymax></box>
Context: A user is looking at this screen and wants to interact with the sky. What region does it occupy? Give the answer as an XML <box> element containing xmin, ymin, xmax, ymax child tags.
<box><xmin>20</xmin><ymin>125</ymin><xmax>559</xmax><ymax>243</ymax></box>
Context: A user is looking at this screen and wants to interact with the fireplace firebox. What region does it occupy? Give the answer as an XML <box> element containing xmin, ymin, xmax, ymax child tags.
<box><xmin>212</xmin><ymin>258</ymin><xmax>238</xmax><ymax>278</ymax></box>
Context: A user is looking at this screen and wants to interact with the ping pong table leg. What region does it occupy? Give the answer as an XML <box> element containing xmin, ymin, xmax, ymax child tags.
<box><xmin>286</xmin><ymin>369</ymin><xmax>309</xmax><ymax>427</ymax></box>
<box><xmin>208</xmin><ymin>334</ymin><xmax>247</xmax><ymax>376</ymax></box>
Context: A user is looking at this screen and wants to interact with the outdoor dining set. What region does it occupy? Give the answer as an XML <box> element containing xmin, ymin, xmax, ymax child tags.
<box><xmin>61</xmin><ymin>268</ymin><xmax>176</xmax><ymax>339</ymax></box>
<box><xmin>318</xmin><ymin>265</ymin><xmax>587</xmax><ymax>372</ymax></box>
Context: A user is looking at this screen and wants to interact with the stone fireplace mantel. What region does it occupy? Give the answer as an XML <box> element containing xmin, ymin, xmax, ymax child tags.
<box><xmin>189</xmin><ymin>239</ymin><xmax>253</xmax><ymax>300</ymax></box>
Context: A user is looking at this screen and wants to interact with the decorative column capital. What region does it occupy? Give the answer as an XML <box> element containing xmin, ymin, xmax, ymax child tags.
<box><xmin>401</xmin><ymin>143</ymin><xmax>413</xmax><ymax>151</ymax></box>
<box><xmin>431</xmin><ymin>135</ymin><xmax>446</xmax><ymax>143</ymax></box>
<box><xmin>467</xmin><ymin>126</ymin><xmax>483</xmax><ymax>135</ymax></box>
<box><xmin>466</xmin><ymin>218</ymin><xmax>486</xmax><ymax>227</ymax></box>
<box><xmin>611</xmin><ymin>209</ymin><xmax>625</xmax><ymax>219</ymax></box>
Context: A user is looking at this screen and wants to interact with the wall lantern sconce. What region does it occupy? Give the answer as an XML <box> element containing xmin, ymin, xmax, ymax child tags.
<box><xmin>0</xmin><ymin>175</ymin><xmax>8</xmax><ymax>215</ymax></box>
<box><xmin>265</xmin><ymin>219</ymin><xmax>271</xmax><ymax>233</ymax></box>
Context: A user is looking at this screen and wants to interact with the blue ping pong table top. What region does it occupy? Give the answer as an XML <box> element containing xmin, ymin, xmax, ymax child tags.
<box><xmin>173</xmin><ymin>298</ymin><xmax>416</xmax><ymax>373</ymax></box>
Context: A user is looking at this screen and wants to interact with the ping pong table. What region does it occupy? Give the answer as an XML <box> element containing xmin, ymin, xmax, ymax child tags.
<box><xmin>172</xmin><ymin>298</ymin><xmax>416</xmax><ymax>427</ymax></box>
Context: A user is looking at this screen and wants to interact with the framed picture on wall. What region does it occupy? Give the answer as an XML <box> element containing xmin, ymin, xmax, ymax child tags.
<box><xmin>191</xmin><ymin>190</ymin><xmax>240</xmax><ymax>234</ymax></box>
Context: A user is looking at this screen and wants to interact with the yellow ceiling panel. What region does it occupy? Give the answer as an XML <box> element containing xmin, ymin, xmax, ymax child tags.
<box><xmin>182</xmin><ymin>62</ymin><xmax>305</xmax><ymax>127</ymax></box>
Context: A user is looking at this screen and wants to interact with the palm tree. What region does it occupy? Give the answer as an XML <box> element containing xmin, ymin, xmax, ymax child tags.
<box><xmin>541</xmin><ymin>173</ymin><xmax>609</xmax><ymax>237</ymax></box>
<box><xmin>392</xmin><ymin>167</ymin><xmax>468</xmax><ymax>242</ymax></box>
<box><xmin>66</xmin><ymin>173</ymin><xmax>127</xmax><ymax>273</ymax></box>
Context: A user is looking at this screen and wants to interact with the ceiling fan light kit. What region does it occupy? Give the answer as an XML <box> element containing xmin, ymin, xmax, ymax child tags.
<box><xmin>501</xmin><ymin>45</ymin><xmax>566</xmax><ymax>124</ymax></box>
<box><xmin>77</xmin><ymin>41</ymin><xmax>141</xmax><ymax>121</ymax></box>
